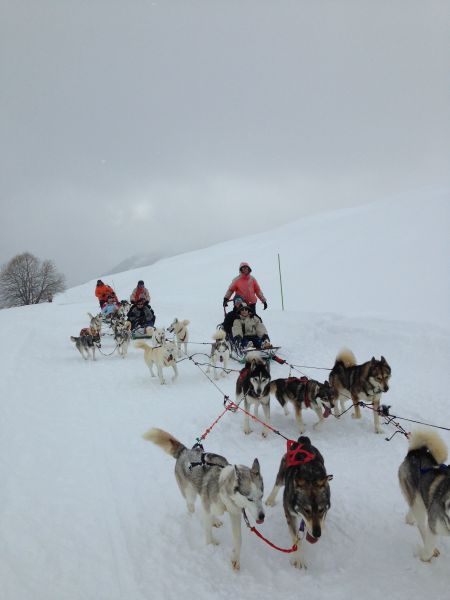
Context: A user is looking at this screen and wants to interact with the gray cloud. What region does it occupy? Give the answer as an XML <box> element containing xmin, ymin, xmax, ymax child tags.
<box><xmin>1</xmin><ymin>0</ymin><xmax>449</xmax><ymax>285</ymax></box>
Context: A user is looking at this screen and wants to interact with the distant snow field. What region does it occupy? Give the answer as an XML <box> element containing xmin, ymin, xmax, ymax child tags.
<box><xmin>1</xmin><ymin>191</ymin><xmax>449</xmax><ymax>600</ymax></box>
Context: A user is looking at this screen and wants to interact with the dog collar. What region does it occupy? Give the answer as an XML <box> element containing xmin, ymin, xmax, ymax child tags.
<box><xmin>286</xmin><ymin>440</ymin><xmax>316</xmax><ymax>468</ymax></box>
<box><xmin>420</xmin><ymin>464</ymin><xmax>449</xmax><ymax>475</ymax></box>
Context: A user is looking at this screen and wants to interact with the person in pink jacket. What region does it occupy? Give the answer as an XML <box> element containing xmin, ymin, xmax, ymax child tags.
<box><xmin>223</xmin><ymin>262</ymin><xmax>267</xmax><ymax>314</ymax></box>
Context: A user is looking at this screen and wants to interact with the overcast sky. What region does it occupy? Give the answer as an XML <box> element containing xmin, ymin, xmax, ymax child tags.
<box><xmin>1</xmin><ymin>0</ymin><xmax>449</xmax><ymax>286</ymax></box>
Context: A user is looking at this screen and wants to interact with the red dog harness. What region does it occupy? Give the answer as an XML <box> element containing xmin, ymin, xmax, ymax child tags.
<box><xmin>285</xmin><ymin>439</ymin><xmax>316</xmax><ymax>468</ymax></box>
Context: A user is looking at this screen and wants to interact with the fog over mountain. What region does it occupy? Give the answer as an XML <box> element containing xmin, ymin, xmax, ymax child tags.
<box><xmin>1</xmin><ymin>1</ymin><xmax>448</xmax><ymax>285</ymax></box>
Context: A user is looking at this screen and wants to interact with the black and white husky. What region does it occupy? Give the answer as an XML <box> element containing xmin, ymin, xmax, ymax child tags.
<box><xmin>167</xmin><ymin>318</ymin><xmax>190</xmax><ymax>356</ymax></box>
<box><xmin>398</xmin><ymin>429</ymin><xmax>450</xmax><ymax>561</ymax></box>
<box><xmin>144</xmin><ymin>428</ymin><xmax>265</xmax><ymax>571</ymax></box>
<box><xmin>70</xmin><ymin>327</ymin><xmax>101</xmax><ymax>360</ymax></box>
<box><xmin>206</xmin><ymin>329</ymin><xmax>231</xmax><ymax>380</ymax></box>
<box><xmin>236</xmin><ymin>352</ymin><xmax>271</xmax><ymax>437</ymax></box>
<box><xmin>113</xmin><ymin>320</ymin><xmax>132</xmax><ymax>358</ymax></box>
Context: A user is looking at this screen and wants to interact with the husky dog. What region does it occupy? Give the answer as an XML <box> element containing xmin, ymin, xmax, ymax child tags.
<box><xmin>144</xmin><ymin>428</ymin><xmax>265</xmax><ymax>571</ymax></box>
<box><xmin>113</xmin><ymin>320</ymin><xmax>132</xmax><ymax>358</ymax></box>
<box><xmin>70</xmin><ymin>327</ymin><xmax>101</xmax><ymax>361</ymax></box>
<box><xmin>145</xmin><ymin>326</ymin><xmax>166</xmax><ymax>346</ymax></box>
<box><xmin>329</xmin><ymin>348</ymin><xmax>391</xmax><ymax>434</ymax></box>
<box><xmin>87</xmin><ymin>312</ymin><xmax>102</xmax><ymax>333</ymax></box>
<box><xmin>265</xmin><ymin>436</ymin><xmax>332</xmax><ymax>569</ymax></box>
<box><xmin>167</xmin><ymin>318</ymin><xmax>190</xmax><ymax>356</ymax></box>
<box><xmin>135</xmin><ymin>339</ymin><xmax>178</xmax><ymax>384</ymax></box>
<box><xmin>398</xmin><ymin>429</ymin><xmax>450</xmax><ymax>561</ymax></box>
<box><xmin>206</xmin><ymin>329</ymin><xmax>231</xmax><ymax>380</ymax></box>
<box><xmin>236</xmin><ymin>352</ymin><xmax>271</xmax><ymax>437</ymax></box>
<box><xmin>270</xmin><ymin>377</ymin><xmax>336</xmax><ymax>433</ymax></box>
<box><xmin>116</xmin><ymin>300</ymin><xmax>130</xmax><ymax>319</ymax></box>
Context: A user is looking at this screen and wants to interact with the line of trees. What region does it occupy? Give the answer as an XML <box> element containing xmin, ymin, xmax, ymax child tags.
<box><xmin>0</xmin><ymin>252</ymin><xmax>66</xmax><ymax>307</ymax></box>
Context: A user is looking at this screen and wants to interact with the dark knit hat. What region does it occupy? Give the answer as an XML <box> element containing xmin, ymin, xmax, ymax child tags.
<box><xmin>97</xmin><ymin>280</ymin><xmax>103</xmax><ymax>285</ymax></box>
<box><xmin>138</xmin><ymin>280</ymin><xmax>144</xmax><ymax>286</ymax></box>
<box><xmin>233</xmin><ymin>295</ymin><xmax>244</xmax><ymax>305</ymax></box>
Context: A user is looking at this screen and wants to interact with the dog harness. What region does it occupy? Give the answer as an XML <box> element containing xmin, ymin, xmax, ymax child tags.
<box><xmin>420</xmin><ymin>463</ymin><xmax>449</xmax><ymax>475</ymax></box>
<box><xmin>238</xmin><ymin>367</ymin><xmax>249</xmax><ymax>384</ymax></box>
<box><xmin>285</xmin><ymin>439</ymin><xmax>316</xmax><ymax>468</ymax></box>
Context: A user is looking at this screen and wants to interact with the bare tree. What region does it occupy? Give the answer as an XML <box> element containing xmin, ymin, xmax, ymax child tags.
<box><xmin>0</xmin><ymin>252</ymin><xmax>66</xmax><ymax>307</ymax></box>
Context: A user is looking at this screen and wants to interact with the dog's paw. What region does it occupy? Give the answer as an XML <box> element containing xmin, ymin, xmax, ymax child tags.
<box><xmin>212</xmin><ymin>518</ymin><xmax>223</xmax><ymax>528</ymax></box>
<box><xmin>290</xmin><ymin>556</ymin><xmax>307</xmax><ymax>569</ymax></box>
<box><xmin>405</xmin><ymin>512</ymin><xmax>415</xmax><ymax>526</ymax></box>
<box><xmin>351</xmin><ymin>413</ymin><xmax>361</xmax><ymax>419</ymax></box>
<box><xmin>243</xmin><ymin>427</ymin><xmax>252</xmax><ymax>435</ymax></box>
<box><xmin>265</xmin><ymin>496</ymin><xmax>276</xmax><ymax>507</ymax></box>
<box><xmin>231</xmin><ymin>553</ymin><xmax>240</xmax><ymax>571</ymax></box>
<box><xmin>209</xmin><ymin>537</ymin><xmax>220</xmax><ymax>546</ymax></box>
<box><xmin>261</xmin><ymin>430</ymin><xmax>268</xmax><ymax>438</ymax></box>
<box><xmin>419</xmin><ymin>547</ymin><xmax>439</xmax><ymax>562</ymax></box>
<box><xmin>374</xmin><ymin>427</ymin><xmax>384</xmax><ymax>434</ymax></box>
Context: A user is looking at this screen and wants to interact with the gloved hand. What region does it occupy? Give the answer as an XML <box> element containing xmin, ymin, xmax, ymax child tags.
<box><xmin>233</xmin><ymin>335</ymin><xmax>242</xmax><ymax>347</ymax></box>
<box><xmin>223</xmin><ymin>298</ymin><xmax>229</xmax><ymax>308</ymax></box>
<box><xmin>263</xmin><ymin>301</ymin><xmax>268</xmax><ymax>310</ymax></box>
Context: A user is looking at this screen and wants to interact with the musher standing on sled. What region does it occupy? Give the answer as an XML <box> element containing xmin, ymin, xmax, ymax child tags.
<box><xmin>223</xmin><ymin>262</ymin><xmax>267</xmax><ymax>315</ymax></box>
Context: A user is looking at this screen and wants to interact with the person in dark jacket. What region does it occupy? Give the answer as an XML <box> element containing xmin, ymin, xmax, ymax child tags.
<box><xmin>127</xmin><ymin>298</ymin><xmax>155</xmax><ymax>330</ymax></box>
<box><xmin>222</xmin><ymin>295</ymin><xmax>245</xmax><ymax>336</ymax></box>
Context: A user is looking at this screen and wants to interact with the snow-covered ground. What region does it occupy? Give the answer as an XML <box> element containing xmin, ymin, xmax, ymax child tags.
<box><xmin>1</xmin><ymin>190</ymin><xmax>449</xmax><ymax>600</ymax></box>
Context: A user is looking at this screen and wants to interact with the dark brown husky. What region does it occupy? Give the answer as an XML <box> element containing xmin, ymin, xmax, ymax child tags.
<box><xmin>270</xmin><ymin>377</ymin><xmax>336</xmax><ymax>433</ymax></box>
<box><xmin>265</xmin><ymin>436</ymin><xmax>332</xmax><ymax>569</ymax></box>
<box><xmin>329</xmin><ymin>348</ymin><xmax>391</xmax><ymax>433</ymax></box>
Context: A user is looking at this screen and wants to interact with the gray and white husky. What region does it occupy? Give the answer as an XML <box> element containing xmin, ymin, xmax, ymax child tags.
<box><xmin>144</xmin><ymin>428</ymin><xmax>265</xmax><ymax>571</ymax></box>
<box><xmin>206</xmin><ymin>329</ymin><xmax>231</xmax><ymax>380</ymax></box>
<box><xmin>398</xmin><ymin>429</ymin><xmax>450</xmax><ymax>561</ymax></box>
<box><xmin>70</xmin><ymin>328</ymin><xmax>101</xmax><ymax>361</ymax></box>
<box><xmin>236</xmin><ymin>352</ymin><xmax>271</xmax><ymax>437</ymax></box>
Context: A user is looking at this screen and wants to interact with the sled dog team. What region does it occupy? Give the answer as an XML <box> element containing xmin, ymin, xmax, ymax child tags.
<box><xmin>69</xmin><ymin>271</ymin><xmax>448</xmax><ymax>571</ymax></box>
<box><xmin>144</xmin><ymin>349</ymin><xmax>449</xmax><ymax>572</ymax></box>
<box><xmin>70</xmin><ymin>311</ymin><xmax>449</xmax><ymax>571</ymax></box>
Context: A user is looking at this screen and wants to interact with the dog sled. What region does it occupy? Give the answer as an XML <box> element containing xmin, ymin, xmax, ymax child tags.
<box><xmin>240</xmin><ymin>344</ymin><xmax>282</xmax><ymax>362</ymax></box>
<box><xmin>131</xmin><ymin>326</ymin><xmax>153</xmax><ymax>340</ymax></box>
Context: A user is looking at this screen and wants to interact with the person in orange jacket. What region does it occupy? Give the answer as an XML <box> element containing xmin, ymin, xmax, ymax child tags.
<box><xmin>223</xmin><ymin>262</ymin><xmax>267</xmax><ymax>314</ymax></box>
<box><xmin>95</xmin><ymin>279</ymin><xmax>118</xmax><ymax>308</ymax></box>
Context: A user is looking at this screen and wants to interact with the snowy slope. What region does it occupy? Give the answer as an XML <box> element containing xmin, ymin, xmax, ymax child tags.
<box><xmin>0</xmin><ymin>190</ymin><xmax>449</xmax><ymax>600</ymax></box>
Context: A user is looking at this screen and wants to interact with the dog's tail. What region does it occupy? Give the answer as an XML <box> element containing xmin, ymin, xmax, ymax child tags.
<box><xmin>212</xmin><ymin>329</ymin><xmax>226</xmax><ymax>341</ymax></box>
<box><xmin>269</xmin><ymin>380</ymin><xmax>286</xmax><ymax>407</ymax></box>
<box><xmin>134</xmin><ymin>340</ymin><xmax>152</xmax><ymax>351</ymax></box>
<box><xmin>181</xmin><ymin>320</ymin><xmax>190</xmax><ymax>327</ymax></box>
<box><xmin>143</xmin><ymin>428</ymin><xmax>186</xmax><ymax>459</ymax></box>
<box><xmin>70</xmin><ymin>336</ymin><xmax>78</xmax><ymax>342</ymax></box>
<box><xmin>408</xmin><ymin>429</ymin><xmax>448</xmax><ymax>464</ymax></box>
<box><xmin>335</xmin><ymin>347</ymin><xmax>357</xmax><ymax>367</ymax></box>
